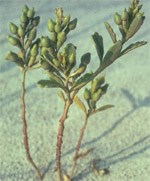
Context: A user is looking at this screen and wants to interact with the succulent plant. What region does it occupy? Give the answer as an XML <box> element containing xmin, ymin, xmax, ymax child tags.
<box><xmin>6</xmin><ymin>1</ymin><xmax>147</xmax><ymax>180</ymax></box>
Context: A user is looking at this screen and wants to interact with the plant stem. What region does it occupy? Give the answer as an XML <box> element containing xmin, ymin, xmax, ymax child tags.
<box><xmin>56</xmin><ymin>100</ymin><xmax>72</xmax><ymax>181</ymax></box>
<box><xmin>21</xmin><ymin>69</ymin><xmax>42</xmax><ymax>181</ymax></box>
<box><xmin>70</xmin><ymin>113</ymin><xmax>89</xmax><ymax>178</ymax></box>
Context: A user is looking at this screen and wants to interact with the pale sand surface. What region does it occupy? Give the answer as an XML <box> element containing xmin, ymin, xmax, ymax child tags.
<box><xmin>0</xmin><ymin>0</ymin><xmax>150</xmax><ymax>181</ymax></box>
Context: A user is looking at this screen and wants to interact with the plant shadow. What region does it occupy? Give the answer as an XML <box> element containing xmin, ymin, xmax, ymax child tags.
<box><xmin>72</xmin><ymin>89</ymin><xmax>150</xmax><ymax>180</ymax></box>
<box><xmin>43</xmin><ymin>89</ymin><xmax>150</xmax><ymax>179</ymax></box>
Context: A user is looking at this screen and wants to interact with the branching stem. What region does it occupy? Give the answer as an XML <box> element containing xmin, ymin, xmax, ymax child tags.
<box><xmin>70</xmin><ymin>113</ymin><xmax>90</xmax><ymax>178</ymax></box>
<box><xmin>21</xmin><ymin>69</ymin><xmax>42</xmax><ymax>181</ymax></box>
<box><xmin>56</xmin><ymin>99</ymin><xmax>72</xmax><ymax>181</ymax></box>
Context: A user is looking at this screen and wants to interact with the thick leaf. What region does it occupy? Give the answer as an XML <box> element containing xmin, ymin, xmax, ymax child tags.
<box><xmin>119</xmin><ymin>41</ymin><xmax>147</xmax><ymax>57</ymax></box>
<box><xmin>71</xmin><ymin>72</ymin><xmax>93</xmax><ymax>91</ymax></box>
<box><xmin>37</xmin><ymin>79</ymin><xmax>63</xmax><ymax>88</ymax></box>
<box><xmin>73</xmin><ymin>96</ymin><xmax>87</xmax><ymax>114</ymax></box>
<box><xmin>92</xmin><ymin>32</ymin><xmax>104</xmax><ymax>62</ymax></box>
<box><xmin>81</xmin><ymin>52</ymin><xmax>91</xmax><ymax>65</ymax></box>
<box><xmin>46</xmin><ymin>71</ymin><xmax>64</xmax><ymax>86</ymax></box>
<box><xmin>104</xmin><ymin>22</ymin><xmax>117</xmax><ymax>43</ymax></box>
<box><xmin>126</xmin><ymin>13</ymin><xmax>144</xmax><ymax>41</ymax></box>
<box><xmin>102</xmin><ymin>40</ymin><xmax>122</xmax><ymax>67</ymax></box>
<box><xmin>91</xmin><ymin>104</ymin><xmax>114</xmax><ymax>115</ymax></box>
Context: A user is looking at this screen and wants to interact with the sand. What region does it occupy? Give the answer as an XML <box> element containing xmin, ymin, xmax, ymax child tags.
<box><xmin>0</xmin><ymin>0</ymin><xmax>150</xmax><ymax>181</ymax></box>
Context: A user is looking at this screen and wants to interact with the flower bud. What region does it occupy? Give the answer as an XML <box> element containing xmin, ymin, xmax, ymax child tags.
<box><xmin>84</xmin><ymin>88</ymin><xmax>91</xmax><ymax>100</ymax></box>
<box><xmin>31</xmin><ymin>16</ymin><xmax>40</xmax><ymax>26</ymax></box>
<box><xmin>71</xmin><ymin>65</ymin><xmax>86</xmax><ymax>77</ymax></box>
<box><xmin>28</xmin><ymin>56</ymin><xmax>36</xmax><ymax>67</ymax></box>
<box><xmin>30</xmin><ymin>44</ymin><xmax>38</xmax><ymax>56</ymax></box>
<box><xmin>92</xmin><ymin>89</ymin><xmax>102</xmax><ymax>102</ymax></box>
<box><xmin>91</xmin><ymin>79</ymin><xmax>98</xmax><ymax>94</ymax></box>
<box><xmin>89</xmin><ymin>100</ymin><xmax>96</xmax><ymax>110</ymax></box>
<box><xmin>133</xmin><ymin>6</ymin><xmax>139</xmax><ymax>15</ymax></box>
<box><xmin>41</xmin><ymin>36</ymin><xmax>51</xmax><ymax>48</ymax></box>
<box><xmin>22</xmin><ymin>5</ymin><xmax>29</xmax><ymax>14</ymax></box>
<box><xmin>57</xmin><ymin>32</ymin><xmax>66</xmax><ymax>42</ymax></box>
<box><xmin>51</xmin><ymin>32</ymin><xmax>57</xmax><ymax>42</ymax></box>
<box><xmin>68</xmin><ymin>18</ymin><xmax>77</xmax><ymax>30</ymax></box>
<box><xmin>27</xmin><ymin>8</ymin><xmax>35</xmax><ymax>19</ymax></box>
<box><xmin>7</xmin><ymin>35</ymin><xmax>21</xmax><ymax>47</ymax></box>
<box><xmin>65</xmin><ymin>43</ymin><xmax>76</xmax><ymax>64</ymax></box>
<box><xmin>121</xmin><ymin>9</ymin><xmax>128</xmax><ymax>21</ymax></box>
<box><xmin>57</xmin><ymin>32</ymin><xmax>67</xmax><ymax>49</ymax></box>
<box><xmin>9</xmin><ymin>23</ymin><xmax>18</xmax><ymax>34</ymax></box>
<box><xmin>81</xmin><ymin>53</ymin><xmax>91</xmax><ymax>65</ymax></box>
<box><xmin>27</xmin><ymin>28</ymin><xmax>37</xmax><ymax>41</ymax></box>
<box><xmin>54</xmin><ymin>24</ymin><xmax>62</xmax><ymax>33</ymax></box>
<box><xmin>47</xmin><ymin>18</ymin><xmax>55</xmax><ymax>32</ymax></box>
<box><xmin>20</xmin><ymin>12</ymin><xmax>28</xmax><ymax>23</ymax></box>
<box><xmin>55</xmin><ymin>8</ymin><xmax>63</xmax><ymax>24</ymax></box>
<box><xmin>62</xmin><ymin>15</ymin><xmax>70</xmax><ymax>27</ymax></box>
<box><xmin>114</xmin><ymin>13</ymin><xmax>122</xmax><ymax>25</ymax></box>
<box><xmin>69</xmin><ymin>53</ymin><xmax>76</xmax><ymax>64</ymax></box>
<box><xmin>40</xmin><ymin>47</ymin><xmax>48</xmax><ymax>55</ymax></box>
<box><xmin>52</xmin><ymin>58</ymin><xmax>60</xmax><ymax>67</ymax></box>
<box><xmin>17</xmin><ymin>26</ymin><xmax>26</xmax><ymax>37</ymax></box>
<box><xmin>25</xmin><ymin>39</ymin><xmax>32</xmax><ymax>50</ymax></box>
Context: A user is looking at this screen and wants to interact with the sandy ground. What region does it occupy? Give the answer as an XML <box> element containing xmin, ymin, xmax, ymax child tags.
<box><xmin>0</xmin><ymin>0</ymin><xmax>150</xmax><ymax>181</ymax></box>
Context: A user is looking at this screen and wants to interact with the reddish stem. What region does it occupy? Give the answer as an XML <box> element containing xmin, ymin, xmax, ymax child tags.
<box><xmin>21</xmin><ymin>69</ymin><xmax>42</xmax><ymax>181</ymax></box>
<box><xmin>56</xmin><ymin>100</ymin><xmax>72</xmax><ymax>181</ymax></box>
<box><xmin>70</xmin><ymin>114</ymin><xmax>89</xmax><ymax>178</ymax></box>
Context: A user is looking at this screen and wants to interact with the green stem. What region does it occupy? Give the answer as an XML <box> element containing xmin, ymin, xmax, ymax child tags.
<box><xmin>70</xmin><ymin>113</ymin><xmax>89</xmax><ymax>178</ymax></box>
<box><xmin>21</xmin><ymin>69</ymin><xmax>42</xmax><ymax>181</ymax></box>
<box><xmin>56</xmin><ymin>99</ymin><xmax>72</xmax><ymax>181</ymax></box>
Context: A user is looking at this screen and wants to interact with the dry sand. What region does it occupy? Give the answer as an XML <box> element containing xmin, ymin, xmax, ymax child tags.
<box><xmin>0</xmin><ymin>0</ymin><xmax>150</xmax><ymax>181</ymax></box>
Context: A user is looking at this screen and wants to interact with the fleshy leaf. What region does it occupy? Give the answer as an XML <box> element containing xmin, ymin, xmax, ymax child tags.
<box><xmin>119</xmin><ymin>41</ymin><xmax>147</xmax><ymax>57</ymax></box>
<box><xmin>104</xmin><ymin>22</ymin><xmax>117</xmax><ymax>43</ymax></box>
<box><xmin>73</xmin><ymin>96</ymin><xmax>87</xmax><ymax>114</ymax></box>
<box><xmin>71</xmin><ymin>72</ymin><xmax>93</xmax><ymax>91</ymax></box>
<box><xmin>92</xmin><ymin>32</ymin><xmax>104</xmax><ymax>63</ymax></box>
<box><xmin>91</xmin><ymin>104</ymin><xmax>114</xmax><ymax>115</ymax></box>
<box><xmin>102</xmin><ymin>40</ymin><xmax>122</xmax><ymax>67</ymax></box>
<box><xmin>37</xmin><ymin>79</ymin><xmax>63</xmax><ymax>89</ymax></box>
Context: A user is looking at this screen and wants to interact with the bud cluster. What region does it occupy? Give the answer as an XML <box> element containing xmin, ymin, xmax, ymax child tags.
<box><xmin>39</xmin><ymin>8</ymin><xmax>78</xmax><ymax>80</ymax></box>
<box><xmin>114</xmin><ymin>0</ymin><xmax>145</xmax><ymax>41</ymax></box>
<box><xmin>84</xmin><ymin>76</ymin><xmax>108</xmax><ymax>110</ymax></box>
<box><xmin>47</xmin><ymin>8</ymin><xmax>77</xmax><ymax>51</ymax></box>
<box><xmin>6</xmin><ymin>4</ymin><xmax>40</xmax><ymax>68</ymax></box>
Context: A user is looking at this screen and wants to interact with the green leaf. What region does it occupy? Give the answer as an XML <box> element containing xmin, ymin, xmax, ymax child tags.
<box><xmin>73</xmin><ymin>96</ymin><xmax>87</xmax><ymax>114</ymax></box>
<box><xmin>46</xmin><ymin>71</ymin><xmax>64</xmax><ymax>86</ymax></box>
<box><xmin>119</xmin><ymin>41</ymin><xmax>147</xmax><ymax>57</ymax></box>
<box><xmin>92</xmin><ymin>32</ymin><xmax>104</xmax><ymax>63</ymax></box>
<box><xmin>126</xmin><ymin>13</ymin><xmax>144</xmax><ymax>41</ymax></box>
<box><xmin>104</xmin><ymin>22</ymin><xmax>117</xmax><ymax>43</ymax></box>
<box><xmin>71</xmin><ymin>72</ymin><xmax>93</xmax><ymax>91</ymax></box>
<box><xmin>91</xmin><ymin>104</ymin><xmax>114</xmax><ymax>115</ymax></box>
<box><xmin>37</xmin><ymin>79</ymin><xmax>63</xmax><ymax>89</ymax></box>
<box><xmin>6</xmin><ymin>51</ymin><xmax>24</xmax><ymax>67</ymax></box>
<box><xmin>102</xmin><ymin>40</ymin><xmax>122</xmax><ymax>67</ymax></box>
